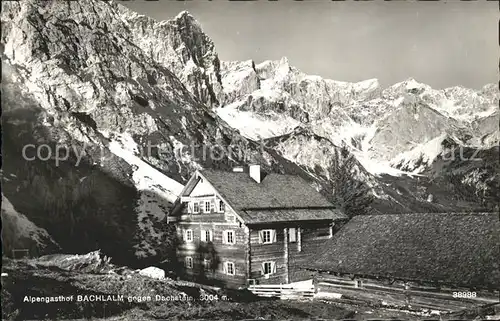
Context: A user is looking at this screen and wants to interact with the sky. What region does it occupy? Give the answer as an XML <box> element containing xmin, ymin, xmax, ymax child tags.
<box><xmin>123</xmin><ymin>0</ymin><xmax>497</xmax><ymax>90</ymax></box>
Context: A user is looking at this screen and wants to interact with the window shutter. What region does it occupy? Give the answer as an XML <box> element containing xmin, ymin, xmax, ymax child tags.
<box><xmin>222</xmin><ymin>231</ymin><xmax>227</xmax><ymax>244</ymax></box>
<box><xmin>272</xmin><ymin>230</ymin><xmax>277</xmax><ymax>243</ymax></box>
<box><xmin>223</xmin><ymin>262</ymin><xmax>227</xmax><ymax>274</ymax></box>
<box><xmin>261</xmin><ymin>262</ymin><xmax>265</xmax><ymax>275</ymax></box>
<box><xmin>258</xmin><ymin>230</ymin><xmax>263</xmax><ymax>244</ymax></box>
<box><xmin>201</xmin><ymin>230</ymin><xmax>206</xmax><ymax>242</ymax></box>
<box><xmin>209</xmin><ymin>230</ymin><xmax>213</xmax><ymax>241</ymax></box>
<box><xmin>272</xmin><ymin>261</ymin><xmax>277</xmax><ymax>274</ymax></box>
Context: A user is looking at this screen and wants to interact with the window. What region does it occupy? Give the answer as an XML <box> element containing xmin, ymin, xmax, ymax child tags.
<box><xmin>193</xmin><ymin>202</ymin><xmax>200</xmax><ymax>213</ymax></box>
<box><xmin>317</xmin><ymin>231</ymin><xmax>330</xmax><ymax>238</ymax></box>
<box><xmin>204</xmin><ymin>201</ymin><xmax>211</xmax><ymax>213</ymax></box>
<box><xmin>203</xmin><ymin>259</ymin><xmax>211</xmax><ymax>271</ymax></box>
<box><xmin>210</xmin><ymin>200</ymin><xmax>215</xmax><ymax>212</ymax></box>
<box><xmin>288</xmin><ymin>228</ymin><xmax>297</xmax><ymax>243</ymax></box>
<box><xmin>224</xmin><ymin>262</ymin><xmax>235</xmax><ymax>275</ymax></box>
<box><xmin>201</xmin><ymin>230</ymin><xmax>213</xmax><ymax>242</ymax></box>
<box><xmin>185</xmin><ymin>229</ymin><xmax>193</xmax><ymax>242</ymax></box>
<box><xmin>315</xmin><ymin>226</ymin><xmax>332</xmax><ymax>239</ymax></box>
<box><xmin>219</xmin><ymin>201</ymin><xmax>225</xmax><ymax>212</ymax></box>
<box><xmin>261</xmin><ymin>261</ymin><xmax>276</xmax><ymax>275</ymax></box>
<box><xmin>259</xmin><ymin>229</ymin><xmax>275</xmax><ymax>244</ymax></box>
<box><xmin>225</xmin><ymin>213</ymin><xmax>235</xmax><ymax>223</ymax></box>
<box><xmin>354</xmin><ymin>280</ymin><xmax>363</xmax><ymax>288</ymax></box>
<box><xmin>223</xmin><ymin>230</ymin><xmax>235</xmax><ymax>244</ymax></box>
<box><xmin>185</xmin><ymin>257</ymin><xmax>193</xmax><ymax>269</ymax></box>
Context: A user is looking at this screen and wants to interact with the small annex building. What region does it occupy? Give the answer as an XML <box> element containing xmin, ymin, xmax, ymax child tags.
<box><xmin>302</xmin><ymin>212</ymin><xmax>500</xmax><ymax>312</ymax></box>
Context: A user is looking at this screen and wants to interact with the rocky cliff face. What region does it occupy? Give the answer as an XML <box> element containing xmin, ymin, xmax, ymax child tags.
<box><xmin>2</xmin><ymin>0</ymin><xmax>249</xmax><ymax>262</ymax></box>
<box><xmin>2</xmin><ymin>0</ymin><xmax>498</xmax><ymax>263</ymax></box>
<box><xmin>1</xmin><ymin>194</ymin><xmax>60</xmax><ymax>257</ymax></box>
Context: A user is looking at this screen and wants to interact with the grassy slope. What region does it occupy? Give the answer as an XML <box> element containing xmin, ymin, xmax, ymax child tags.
<box><xmin>1</xmin><ymin>257</ymin><xmax>354</xmax><ymax>320</ymax></box>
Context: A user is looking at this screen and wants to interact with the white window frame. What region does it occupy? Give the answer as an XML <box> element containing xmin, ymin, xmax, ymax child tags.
<box><xmin>260</xmin><ymin>229</ymin><xmax>274</xmax><ymax>244</ymax></box>
<box><xmin>201</xmin><ymin>229</ymin><xmax>213</xmax><ymax>242</ymax></box>
<box><xmin>223</xmin><ymin>230</ymin><xmax>236</xmax><ymax>245</ymax></box>
<box><xmin>185</xmin><ymin>229</ymin><xmax>193</xmax><ymax>242</ymax></box>
<box><xmin>203</xmin><ymin>258</ymin><xmax>211</xmax><ymax>271</ymax></box>
<box><xmin>225</xmin><ymin>261</ymin><xmax>235</xmax><ymax>275</ymax></box>
<box><xmin>219</xmin><ymin>200</ymin><xmax>225</xmax><ymax>213</ymax></box>
<box><xmin>297</xmin><ymin>228</ymin><xmax>302</xmax><ymax>252</ymax></box>
<box><xmin>193</xmin><ymin>202</ymin><xmax>200</xmax><ymax>213</ymax></box>
<box><xmin>314</xmin><ymin>227</ymin><xmax>332</xmax><ymax>239</ymax></box>
<box><xmin>185</xmin><ymin>256</ymin><xmax>193</xmax><ymax>269</ymax></box>
<box><xmin>204</xmin><ymin>201</ymin><xmax>211</xmax><ymax>213</ymax></box>
<box><xmin>288</xmin><ymin>228</ymin><xmax>297</xmax><ymax>243</ymax></box>
<box><xmin>261</xmin><ymin>261</ymin><xmax>276</xmax><ymax>275</ymax></box>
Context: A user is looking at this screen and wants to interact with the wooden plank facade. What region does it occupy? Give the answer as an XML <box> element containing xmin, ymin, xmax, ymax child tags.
<box><xmin>248</xmin><ymin>223</ymin><xmax>331</xmax><ymax>285</ymax></box>
<box><xmin>175</xmin><ymin>216</ymin><xmax>334</xmax><ymax>288</ymax></box>
<box><xmin>169</xmin><ymin>168</ymin><xmax>344</xmax><ymax>289</ymax></box>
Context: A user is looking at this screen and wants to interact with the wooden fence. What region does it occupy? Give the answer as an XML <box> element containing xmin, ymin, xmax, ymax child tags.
<box><xmin>248</xmin><ymin>283</ymin><xmax>315</xmax><ymax>300</ymax></box>
<box><xmin>315</xmin><ymin>276</ymin><xmax>499</xmax><ymax>313</ymax></box>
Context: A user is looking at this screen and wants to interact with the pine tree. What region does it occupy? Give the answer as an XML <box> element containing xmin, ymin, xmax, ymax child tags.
<box><xmin>327</xmin><ymin>146</ymin><xmax>374</xmax><ymax>218</ymax></box>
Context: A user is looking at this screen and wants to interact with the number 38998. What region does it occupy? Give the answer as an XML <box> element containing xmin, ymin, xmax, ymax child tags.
<box><xmin>453</xmin><ymin>292</ymin><xmax>476</xmax><ymax>298</ymax></box>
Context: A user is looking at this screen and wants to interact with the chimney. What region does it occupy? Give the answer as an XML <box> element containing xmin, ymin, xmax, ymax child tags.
<box><xmin>249</xmin><ymin>164</ymin><xmax>261</xmax><ymax>183</ymax></box>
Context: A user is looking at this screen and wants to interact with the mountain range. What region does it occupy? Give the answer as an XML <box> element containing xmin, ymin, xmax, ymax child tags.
<box><xmin>1</xmin><ymin>0</ymin><xmax>498</xmax><ymax>264</ymax></box>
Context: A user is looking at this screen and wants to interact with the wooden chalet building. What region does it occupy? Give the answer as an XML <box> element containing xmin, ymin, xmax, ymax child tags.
<box><xmin>302</xmin><ymin>212</ymin><xmax>500</xmax><ymax>312</ymax></box>
<box><xmin>168</xmin><ymin>165</ymin><xmax>347</xmax><ymax>288</ymax></box>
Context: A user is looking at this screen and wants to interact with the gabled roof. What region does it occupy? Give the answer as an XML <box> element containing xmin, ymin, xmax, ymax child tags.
<box><xmin>183</xmin><ymin>169</ymin><xmax>346</xmax><ymax>224</ymax></box>
<box><xmin>302</xmin><ymin>212</ymin><xmax>500</xmax><ymax>289</ymax></box>
<box><xmin>200</xmin><ymin>169</ymin><xmax>333</xmax><ymax>209</ymax></box>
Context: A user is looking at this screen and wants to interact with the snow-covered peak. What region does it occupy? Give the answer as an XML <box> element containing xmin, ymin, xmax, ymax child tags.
<box><xmin>277</xmin><ymin>56</ymin><xmax>290</xmax><ymax>68</ymax></box>
<box><xmin>174</xmin><ymin>10</ymin><xmax>194</xmax><ymax>20</ymax></box>
<box><xmin>170</xmin><ymin>10</ymin><xmax>203</xmax><ymax>30</ymax></box>
<box><xmin>383</xmin><ymin>77</ymin><xmax>431</xmax><ymax>98</ymax></box>
<box><xmin>353</xmin><ymin>78</ymin><xmax>380</xmax><ymax>92</ymax></box>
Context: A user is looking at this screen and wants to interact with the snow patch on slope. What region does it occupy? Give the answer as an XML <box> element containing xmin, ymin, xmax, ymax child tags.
<box><xmin>107</xmin><ymin>132</ymin><xmax>184</xmax><ymax>258</ymax></box>
<box><xmin>216</xmin><ymin>102</ymin><xmax>300</xmax><ymax>140</ymax></box>
<box><xmin>389</xmin><ymin>134</ymin><xmax>448</xmax><ymax>173</ymax></box>
<box><xmin>353</xmin><ymin>153</ymin><xmax>418</xmax><ymax>178</ymax></box>
<box><xmin>108</xmin><ymin>132</ymin><xmax>184</xmax><ymax>203</ymax></box>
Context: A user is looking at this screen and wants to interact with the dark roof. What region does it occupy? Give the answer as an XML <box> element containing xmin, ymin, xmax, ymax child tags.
<box><xmin>303</xmin><ymin>213</ymin><xmax>500</xmax><ymax>289</ymax></box>
<box><xmin>241</xmin><ymin>208</ymin><xmax>345</xmax><ymax>224</ymax></box>
<box><xmin>198</xmin><ymin>169</ymin><xmax>346</xmax><ymax>224</ymax></box>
